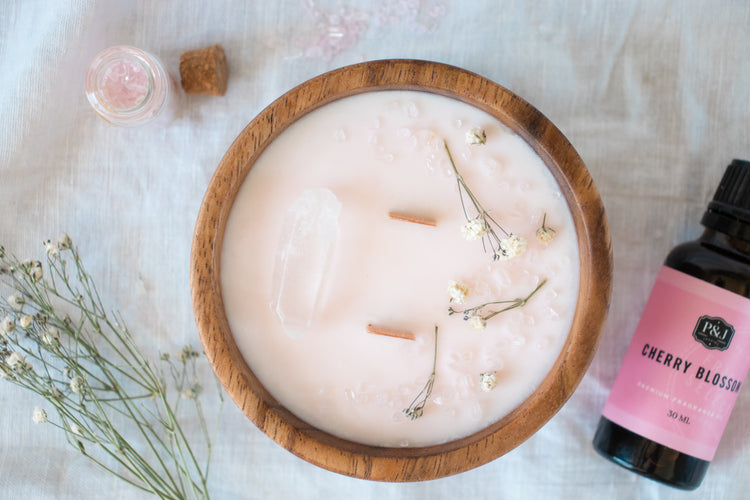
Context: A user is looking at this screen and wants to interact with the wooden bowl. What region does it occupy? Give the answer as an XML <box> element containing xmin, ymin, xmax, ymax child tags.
<box><xmin>190</xmin><ymin>59</ymin><xmax>612</xmax><ymax>481</ymax></box>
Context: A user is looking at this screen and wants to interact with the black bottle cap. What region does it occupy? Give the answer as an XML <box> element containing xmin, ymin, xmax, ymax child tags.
<box><xmin>701</xmin><ymin>159</ymin><xmax>750</xmax><ymax>241</ymax></box>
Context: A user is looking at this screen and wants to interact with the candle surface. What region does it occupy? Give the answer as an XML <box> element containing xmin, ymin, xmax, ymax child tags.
<box><xmin>221</xmin><ymin>91</ymin><xmax>580</xmax><ymax>447</ymax></box>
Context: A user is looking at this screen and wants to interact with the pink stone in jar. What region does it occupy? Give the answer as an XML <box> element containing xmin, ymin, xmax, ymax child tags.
<box><xmin>85</xmin><ymin>46</ymin><xmax>177</xmax><ymax>127</ymax></box>
<box><xmin>99</xmin><ymin>58</ymin><xmax>150</xmax><ymax>110</ymax></box>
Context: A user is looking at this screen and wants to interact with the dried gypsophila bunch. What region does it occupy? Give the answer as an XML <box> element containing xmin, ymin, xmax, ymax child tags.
<box><xmin>443</xmin><ymin>140</ymin><xmax>526</xmax><ymax>261</ymax></box>
<box><xmin>0</xmin><ymin>235</ymin><xmax>223</xmax><ymax>499</ymax></box>
<box><xmin>448</xmin><ymin>279</ymin><xmax>547</xmax><ymax>332</ymax></box>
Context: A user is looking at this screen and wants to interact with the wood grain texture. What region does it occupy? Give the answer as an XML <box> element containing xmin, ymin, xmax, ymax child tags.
<box><xmin>190</xmin><ymin>59</ymin><xmax>613</xmax><ymax>482</ymax></box>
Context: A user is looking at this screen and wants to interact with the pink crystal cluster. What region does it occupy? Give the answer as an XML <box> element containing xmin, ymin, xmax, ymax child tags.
<box><xmin>99</xmin><ymin>58</ymin><xmax>149</xmax><ymax>110</ymax></box>
<box><xmin>298</xmin><ymin>0</ymin><xmax>447</xmax><ymax>61</ymax></box>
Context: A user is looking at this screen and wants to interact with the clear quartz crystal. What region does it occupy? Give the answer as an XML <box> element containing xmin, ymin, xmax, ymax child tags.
<box><xmin>270</xmin><ymin>188</ymin><xmax>341</xmax><ymax>338</ymax></box>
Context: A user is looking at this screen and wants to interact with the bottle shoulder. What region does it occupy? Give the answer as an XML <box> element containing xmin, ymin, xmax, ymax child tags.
<box><xmin>665</xmin><ymin>238</ymin><xmax>750</xmax><ymax>298</ymax></box>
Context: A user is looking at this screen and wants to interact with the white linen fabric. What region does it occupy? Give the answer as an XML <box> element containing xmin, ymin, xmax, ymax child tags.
<box><xmin>1</xmin><ymin>1</ymin><xmax>749</xmax><ymax>499</ymax></box>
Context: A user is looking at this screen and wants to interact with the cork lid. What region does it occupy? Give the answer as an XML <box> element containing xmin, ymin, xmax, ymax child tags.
<box><xmin>702</xmin><ymin>159</ymin><xmax>750</xmax><ymax>240</ymax></box>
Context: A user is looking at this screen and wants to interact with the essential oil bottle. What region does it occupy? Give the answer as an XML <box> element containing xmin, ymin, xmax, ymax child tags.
<box><xmin>593</xmin><ymin>159</ymin><xmax>750</xmax><ymax>490</ymax></box>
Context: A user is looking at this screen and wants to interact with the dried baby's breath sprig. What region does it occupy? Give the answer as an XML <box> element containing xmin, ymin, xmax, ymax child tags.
<box><xmin>32</xmin><ymin>405</ymin><xmax>48</xmax><ymax>423</ymax></box>
<box><xmin>7</xmin><ymin>293</ymin><xmax>25</xmax><ymax>310</ymax></box>
<box><xmin>448</xmin><ymin>279</ymin><xmax>547</xmax><ymax>329</ymax></box>
<box><xmin>446</xmin><ymin>280</ymin><xmax>470</xmax><ymax>304</ymax></box>
<box><xmin>403</xmin><ymin>325</ymin><xmax>438</xmax><ymax>421</ymax></box>
<box><xmin>465</xmin><ymin>127</ymin><xmax>487</xmax><ymax>145</ymax></box>
<box><xmin>0</xmin><ymin>236</ymin><xmax>223</xmax><ymax>499</ymax></box>
<box><xmin>536</xmin><ymin>213</ymin><xmax>556</xmax><ymax>243</ymax></box>
<box><xmin>44</xmin><ymin>239</ymin><xmax>59</xmax><ymax>257</ymax></box>
<box><xmin>19</xmin><ymin>314</ymin><xmax>33</xmax><ymax>330</ymax></box>
<box><xmin>496</xmin><ymin>234</ymin><xmax>527</xmax><ymax>261</ymax></box>
<box><xmin>0</xmin><ymin>316</ymin><xmax>14</xmax><ymax>337</ymax></box>
<box><xmin>57</xmin><ymin>233</ymin><xmax>72</xmax><ymax>250</ymax></box>
<box><xmin>444</xmin><ymin>141</ymin><xmax>519</xmax><ymax>261</ymax></box>
<box><xmin>468</xmin><ymin>315</ymin><xmax>487</xmax><ymax>332</ymax></box>
<box><xmin>479</xmin><ymin>372</ymin><xmax>497</xmax><ymax>392</ymax></box>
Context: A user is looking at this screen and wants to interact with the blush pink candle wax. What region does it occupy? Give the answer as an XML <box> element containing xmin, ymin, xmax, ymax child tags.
<box><xmin>221</xmin><ymin>91</ymin><xmax>580</xmax><ymax>447</ymax></box>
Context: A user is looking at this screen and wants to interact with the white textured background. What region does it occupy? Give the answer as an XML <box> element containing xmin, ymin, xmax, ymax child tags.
<box><xmin>1</xmin><ymin>1</ymin><xmax>749</xmax><ymax>499</ymax></box>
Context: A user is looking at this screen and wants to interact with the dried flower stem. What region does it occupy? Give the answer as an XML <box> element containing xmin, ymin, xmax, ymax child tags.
<box><xmin>540</xmin><ymin>213</ymin><xmax>551</xmax><ymax>231</ymax></box>
<box><xmin>402</xmin><ymin>325</ymin><xmax>438</xmax><ymax>420</ymax></box>
<box><xmin>449</xmin><ymin>279</ymin><xmax>547</xmax><ymax>321</ymax></box>
<box><xmin>444</xmin><ymin>141</ymin><xmax>511</xmax><ymax>260</ymax></box>
<box><xmin>0</xmin><ymin>237</ymin><xmax>222</xmax><ymax>499</ymax></box>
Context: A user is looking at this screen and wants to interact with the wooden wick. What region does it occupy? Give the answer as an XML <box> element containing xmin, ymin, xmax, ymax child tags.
<box><xmin>388</xmin><ymin>212</ymin><xmax>437</xmax><ymax>227</ymax></box>
<box><xmin>366</xmin><ymin>324</ymin><xmax>416</xmax><ymax>341</ymax></box>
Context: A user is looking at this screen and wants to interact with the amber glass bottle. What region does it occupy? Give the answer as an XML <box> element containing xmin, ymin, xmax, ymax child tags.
<box><xmin>593</xmin><ymin>159</ymin><xmax>750</xmax><ymax>490</ymax></box>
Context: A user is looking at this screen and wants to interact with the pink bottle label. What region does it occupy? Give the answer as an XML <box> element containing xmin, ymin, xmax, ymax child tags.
<box><xmin>602</xmin><ymin>266</ymin><xmax>750</xmax><ymax>460</ymax></box>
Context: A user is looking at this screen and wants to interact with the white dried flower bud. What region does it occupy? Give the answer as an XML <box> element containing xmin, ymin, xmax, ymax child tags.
<box><xmin>70</xmin><ymin>423</ymin><xmax>84</xmax><ymax>436</ymax></box>
<box><xmin>468</xmin><ymin>315</ymin><xmax>487</xmax><ymax>332</ymax></box>
<box><xmin>43</xmin><ymin>326</ymin><xmax>60</xmax><ymax>345</ymax></box>
<box><xmin>7</xmin><ymin>293</ymin><xmax>25</xmax><ymax>310</ymax></box>
<box><xmin>461</xmin><ymin>217</ymin><xmax>487</xmax><ymax>241</ymax></box>
<box><xmin>536</xmin><ymin>214</ymin><xmax>556</xmax><ymax>243</ymax></box>
<box><xmin>536</xmin><ymin>226</ymin><xmax>556</xmax><ymax>243</ymax></box>
<box><xmin>19</xmin><ymin>315</ymin><xmax>33</xmax><ymax>330</ymax></box>
<box><xmin>23</xmin><ymin>260</ymin><xmax>43</xmax><ymax>281</ymax></box>
<box><xmin>479</xmin><ymin>372</ymin><xmax>497</xmax><ymax>392</ymax></box>
<box><xmin>57</xmin><ymin>233</ymin><xmax>72</xmax><ymax>250</ymax></box>
<box><xmin>465</xmin><ymin>127</ymin><xmax>486</xmax><ymax>145</ymax></box>
<box><xmin>177</xmin><ymin>345</ymin><xmax>199</xmax><ymax>363</ymax></box>
<box><xmin>447</xmin><ymin>280</ymin><xmax>470</xmax><ymax>304</ymax></box>
<box><xmin>7</xmin><ymin>351</ymin><xmax>25</xmax><ymax>370</ymax></box>
<box><xmin>44</xmin><ymin>240</ymin><xmax>59</xmax><ymax>256</ymax></box>
<box><xmin>70</xmin><ymin>376</ymin><xmax>84</xmax><ymax>395</ymax></box>
<box><xmin>32</xmin><ymin>406</ymin><xmax>48</xmax><ymax>424</ymax></box>
<box><xmin>0</xmin><ymin>316</ymin><xmax>14</xmax><ymax>337</ymax></box>
<box><xmin>181</xmin><ymin>382</ymin><xmax>203</xmax><ymax>400</ymax></box>
<box><xmin>495</xmin><ymin>234</ymin><xmax>527</xmax><ymax>261</ymax></box>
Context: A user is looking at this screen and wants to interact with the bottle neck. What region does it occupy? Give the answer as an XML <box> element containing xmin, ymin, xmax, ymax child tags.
<box><xmin>698</xmin><ymin>227</ymin><xmax>750</xmax><ymax>258</ymax></box>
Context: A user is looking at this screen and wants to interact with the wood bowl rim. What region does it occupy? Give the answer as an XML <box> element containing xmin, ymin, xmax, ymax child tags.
<box><xmin>190</xmin><ymin>59</ymin><xmax>612</xmax><ymax>482</ymax></box>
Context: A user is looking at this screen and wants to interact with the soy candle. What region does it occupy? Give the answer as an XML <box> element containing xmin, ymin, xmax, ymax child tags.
<box><xmin>221</xmin><ymin>91</ymin><xmax>580</xmax><ymax>447</ymax></box>
<box><xmin>85</xmin><ymin>46</ymin><xmax>176</xmax><ymax>127</ymax></box>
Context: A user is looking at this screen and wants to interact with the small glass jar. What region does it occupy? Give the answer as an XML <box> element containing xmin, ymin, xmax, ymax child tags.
<box><xmin>85</xmin><ymin>46</ymin><xmax>177</xmax><ymax>127</ymax></box>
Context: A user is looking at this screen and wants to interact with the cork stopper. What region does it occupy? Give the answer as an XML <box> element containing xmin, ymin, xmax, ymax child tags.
<box><xmin>179</xmin><ymin>44</ymin><xmax>228</xmax><ymax>96</ymax></box>
<box><xmin>701</xmin><ymin>159</ymin><xmax>750</xmax><ymax>241</ymax></box>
